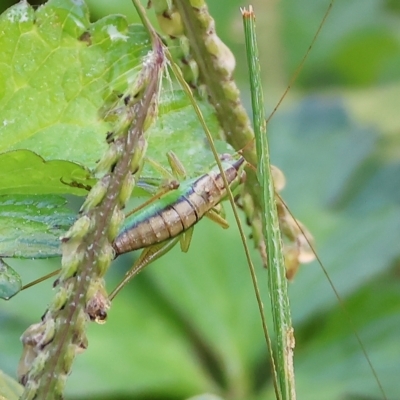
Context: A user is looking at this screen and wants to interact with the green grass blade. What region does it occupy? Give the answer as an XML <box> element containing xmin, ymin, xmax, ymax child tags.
<box><xmin>165</xmin><ymin>39</ymin><xmax>277</xmax><ymax>392</ymax></box>
<box><xmin>242</xmin><ymin>7</ymin><xmax>295</xmax><ymax>400</ymax></box>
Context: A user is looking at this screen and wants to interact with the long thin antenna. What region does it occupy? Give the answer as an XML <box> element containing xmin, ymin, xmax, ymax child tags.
<box><xmin>266</xmin><ymin>1</ymin><xmax>335</xmax><ymax>124</ymax></box>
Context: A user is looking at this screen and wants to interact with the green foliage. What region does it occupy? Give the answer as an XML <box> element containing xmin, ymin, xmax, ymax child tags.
<box><xmin>280</xmin><ymin>0</ymin><xmax>400</xmax><ymax>87</ymax></box>
<box><xmin>0</xmin><ymin>150</ymin><xmax>94</xmax><ymax>196</ymax></box>
<box><xmin>1</xmin><ymin>0</ymin><xmax>400</xmax><ymax>400</ymax></box>
<box><xmin>0</xmin><ymin>370</ymin><xmax>23</xmax><ymax>400</ymax></box>
<box><xmin>0</xmin><ymin>194</ymin><xmax>75</xmax><ymax>259</ymax></box>
<box><xmin>270</xmin><ymin>99</ymin><xmax>400</xmax><ymax>398</ymax></box>
<box><xmin>0</xmin><ymin>0</ymin><xmax>149</xmax><ymax>181</ymax></box>
<box><xmin>0</xmin><ymin>259</ymin><xmax>22</xmax><ymax>300</ymax></box>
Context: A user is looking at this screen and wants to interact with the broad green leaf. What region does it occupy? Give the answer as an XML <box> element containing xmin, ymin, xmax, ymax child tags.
<box><xmin>0</xmin><ymin>259</ymin><xmax>22</xmax><ymax>300</ymax></box>
<box><xmin>0</xmin><ymin>0</ymin><xmax>150</xmax><ymax>171</ymax></box>
<box><xmin>0</xmin><ymin>370</ymin><xmax>23</xmax><ymax>400</ymax></box>
<box><xmin>0</xmin><ymin>0</ymin><xmax>226</xmax><ymax>195</ymax></box>
<box><xmin>0</xmin><ymin>150</ymin><xmax>93</xmax><ymax>196</ymax></box>
<box><xmin>0</xmin><ymin>194</ymin><xmax>75</xmax><ymax>258</ymax></box>
<box><xmin>144</xmin><ymin>90</ymin><xmax>230</xmax><ymax>179</ymax></box>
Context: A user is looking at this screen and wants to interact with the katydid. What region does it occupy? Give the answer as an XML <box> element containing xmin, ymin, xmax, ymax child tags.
<box><xmin>109</xmin><ymin>154</ymin><xmax>246</xmax><ymax>300</ymax></box>
<box><xmin>17</xmin><ymin>151</ymin><xmax>309</xmax><ymax>305</ymax></box>
<box><xmin>113</xmin><ymin>156</ymin><xmax>245</xmax><ymax>255</ymax></box>
<box><xmin>15</xmin><ymin>154</ymin><xmax>246</xmax><ymax>299</ymax></box>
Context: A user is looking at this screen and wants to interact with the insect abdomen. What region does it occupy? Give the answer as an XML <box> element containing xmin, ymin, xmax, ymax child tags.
<box><xmin>113</xmin><ymin>157</ymin><xmax>245</xmax><ymax>255</ymax></box>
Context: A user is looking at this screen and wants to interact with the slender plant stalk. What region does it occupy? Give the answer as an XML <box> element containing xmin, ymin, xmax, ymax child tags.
<box><xmin>18</xmin><ymin>3</ymin><xmax>166</xmax><ymax>397</ymax></box>
<box><xmin>242</xmin><ymin>6</ymin><xmax>295</xmax><ymax>400</ymax></box>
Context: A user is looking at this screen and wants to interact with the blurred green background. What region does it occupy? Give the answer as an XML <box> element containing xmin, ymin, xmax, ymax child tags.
<box><xmin>1</xmin><ymin>0</ymin><xmax>400</xmax><ymax>399</ymax></box>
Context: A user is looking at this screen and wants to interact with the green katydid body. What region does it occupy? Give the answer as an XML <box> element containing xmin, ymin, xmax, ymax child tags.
<box><xmin>18</xmin><ymin>156</ymin><xmax>246</xmax><ymax>305</ymax></box>
<box><xmin>113</xmin><ymin>156</ymin><xmax>246</xmax><ymax>256</ymax></box>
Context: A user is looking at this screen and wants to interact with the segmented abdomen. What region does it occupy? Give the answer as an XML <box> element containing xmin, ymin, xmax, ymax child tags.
<box><xmin>113</xmin><ymin>157</ymin><xmax>245</xmax><ymax>255</ymax></box>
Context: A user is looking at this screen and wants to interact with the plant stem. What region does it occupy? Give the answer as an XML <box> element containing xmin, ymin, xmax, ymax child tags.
<box><xmin>242</xmin><ymin>6</ymin><xmax>296</xmax><ymax>400</ymax></box>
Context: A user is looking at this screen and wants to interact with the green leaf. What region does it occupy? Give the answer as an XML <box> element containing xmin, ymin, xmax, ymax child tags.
<box><xmin>0</xmin><ymin>259</ymin><xmax>22</xmax><ymax>300</ymax></box>
<box><xmin>0</xmin><ymin>370</ymin><xmax>23</xmax><ymax>400</ymax></box>
<box><xmin>0</xmin><ymin>195</ymin><xmax>75</xmax><ymax>258</ymax></box>
<box><xmin>144</xmin><ymin>90</ymin><xmax>230</xmax><ymax>180</ymax></box>
<box><xmin>0</xmin><ymin>150</ymin><xmax>93</xmax><ymax>196</ymax></box>
<box><xmin>0</xmin><ymin>0</ymin><xmax>225</xmax><ymax>195</ymax></box>
<box><xmin>0</xmin><ymin>0</ymin><xmax>151</xmax><ymax>179</ymax></box>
